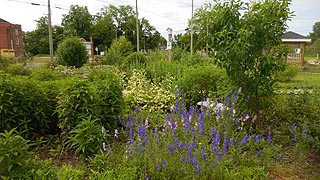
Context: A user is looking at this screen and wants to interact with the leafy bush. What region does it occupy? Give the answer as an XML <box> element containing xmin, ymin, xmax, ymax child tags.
<box><xmin>101</xmin><ymin>36</ymin><xmax>133</xmax><ymax>65</ymax></box>
<box><xmin>30</xmin><ymin>66</ymin><xmax>61</xmax><ymax>81</ymax></box>
<box><xmin>123</xmin><ymin>70</ymin><xmax>176</xmax><ymax>112</ymax></box>
<box><xmin>69</xmin><ymin>119</ymin><xmax>103</xmax><ymax>157</ymax></box>
<box><xmin>274</xmin><ymin>64</ymin><xmax>298</xmax><ymax>82</ymax></box>
<box><xmin>0</xmin><ymin>56</ymin><xmax>9</xmax><ymax>70</ymax></box>
<box><xmin>0</xmin><ymin>75</ymin><xmax>57</xmax><ymax>137</ymax></box>
<box><xmin>123</xmin><ymin>52</ymin><xmax>147</xmax><ymax>71</ymax></box>
<box><xmin>57</xmin><ymin>70</ymin><xmax>124</xmax><ymax>133</ymax></box>
<box><xmin>56</xmin><ymin>37</ymin><xmax>88</xmax><ymax>68</ymax></box>
<box><xmin>0</xmin><ymin>129</ymin><xmax>31</xmax><ymax>177</ymax></box>
<box><xmin>146</xmin><ymin>50</ymin><xmax>168</xmax><ymax>61</ymax></box>
<box><xmin>179</xmin><ymin>52</ymin><xmax>209</xmax><ymax>66</ymax></box>
<box><xmin>56</xmin><ymin>77</ymin><xmax>94</xmax><ymax>132</ymax></box>
<box><xmin>177</xmin><ymin>65</ymin><xmax>229</xmax><ymax>108</ymax></box>
<box><xmin>4</xmin><ymin>63</ymin><xmax>31</xmax><ymax>76</ymax></box>
<box><xmin>145</xmin><ymin>60</ymin><xmax>185</xmax><ymax>83</ymax></box>
<box><xmin>56</xmin><ymin>164</ymin><xmax>86</xmax><ymax>179</ymax></box>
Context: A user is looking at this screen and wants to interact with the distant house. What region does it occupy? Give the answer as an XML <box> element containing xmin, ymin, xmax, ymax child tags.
<box><xmin>0</xmin><ymin>18</ymin><xmax>24</xmax><ymax>57</ymax></box>
<box><xmin>282</xmin><ymin>31</ymin><xmax>311</xmax><ymax>67</ymax></box>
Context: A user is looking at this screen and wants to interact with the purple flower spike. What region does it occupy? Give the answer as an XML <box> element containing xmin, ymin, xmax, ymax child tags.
<box><xmin>196</xmin><ymin>162</ymin><xmax>201</xmax><ymax>176</ymax></box>
<box><xmin>223</xmin><ymin>137</ymin><xmax>228</xmax><ymax>154</ymax></box>
<box><xmin>162</xmin><ymin>159</ymin><xmax>167</xmax><ymax>169</ymax></box>
<box><xmin>210</xmin><ymin>128</ymin><xmax>215</xmax><ymax>138</ymax></box>
<box><xmin>177</xmin><ymin>88</ymin><xmax>181</xmax><ymax>97</ymax></box>
<box><xmin>156</xmin><ymin>160</ymin><xmax>161</xmax><ymax>171</ymax></box>
<box><xmin>302</xmin><ymin>125</ymin><xmax>307</xmax><ymax>136</ymax></box>
<box><xmin>226</xmin><ymin>95</ymin><xmax>230</xmax><ymax>106</ymax></box>
<box><xmin>232</xmin><ymin>91</ymin><xmax>237</xmax><ymax>105</ymax></box>
<box><xmin>267</xmin><ymin>132</ymin><xmax>272</xmax><ymax>145</ymax></box>
<box><xmin>201</xmin><ymin>148</ymin><xmax>207</xmax><ymax>161</ymax></box>
<box><xmin>241</xmin><ymin>133</ymin><xmax>248</xmax><ymax>145</ymax></box>
<box><xmin>216</xmin><ymin>151</ymin><xmax>222</xmax><ymax>162</ymax></box>
<box><xmin>291</xmin><ymin>123</ymin><xmax>296</xmax><ymax>133</ymax></box>
<box><xmin>255</xmin><ymin>135</ymin><xmax>262</xmax><ymax>144</ymax></box>
<box><xmin>174</xmin><ymin>99</ymin><xmax>179</xmax><ymax>114</ymax></box>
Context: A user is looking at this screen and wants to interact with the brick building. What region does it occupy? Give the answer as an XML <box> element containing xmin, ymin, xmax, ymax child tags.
<box><xmin>0</xmin><ymin>18</ymin><xmax>24</xmax><ymax>57</ymax></box>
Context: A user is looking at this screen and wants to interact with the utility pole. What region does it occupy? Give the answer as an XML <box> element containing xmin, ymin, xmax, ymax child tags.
<box><xmin>190</xmin><ymin>0</ymin><xmax>194</xmax><ymax>57</ymax></box>
<box><xmin>48</xmin><ymin>0</ymin><xmax>54</xmax><ymax>62</ymax></box>
<box><xmin>136</xmin><ymin>0</ymin><xmax>140</xmax><ymax>52</ymax></box>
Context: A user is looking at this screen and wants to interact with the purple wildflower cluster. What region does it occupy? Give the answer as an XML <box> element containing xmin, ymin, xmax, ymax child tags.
<box><xmin>122</xmin><ymin>90</ymin><xmax>279</xmax><ymax>178</ymax></box>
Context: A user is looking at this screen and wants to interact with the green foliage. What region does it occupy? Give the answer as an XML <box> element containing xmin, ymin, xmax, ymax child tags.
<box><xmin>0</xmin><ymin>129</ymin><xmax>31</xmax><ymax>177</ymax></box>
<box><xmin>56</xmin><ymin>77</ymin><xmax>94</xmax><ymax>132</ymax></box>
<box><xmin>123</xmin><ymin>52</ymin><xmax>147</xmax><ymax>70</ymax></box>
<box><xmin>24</xmin><ymin>16</ymin><xmax>64</xmax><ymax>55</ymax></box>
<box><xmin>61</xmin><ymin>5</ymin><xmax>93</xmax><ymax>39</ymax></box>
<box><xmin>102</xmin><ymin>36</ymin><xmax>133</xmax><ymax>65</ymax></box>
<box><xmin>0</xmin><ymin>75</ymin><xmax>58</xmax><ymax>137</ymax></box>
<box><xmin>30</xmin><ymin>66</ymin><xmax>61</xmax><ymax>81</ymax></box>
<box><xmin>56</xmin><ymin>37</ymin><xmax>88</xmax><ymax>68</ymax></box>
<box><xmin>4</xmin><ymin>63</ymin><xmax>31</xmax><ymax>76</ymax></box>
<box><xmin>178</xmin><ymin>65</ymin><xmax>229</xmax><ymax>108</ymax></box>
<box><xmin>56</xmin><ymin>164</ymin><xmax>86</xmax><ymax>180</ymax></box>
<box><xmin>274</xmin><ymin>64</ymin><xmax>298</xmax><ymax>82</ymax></box>
<box><xmin>69</xmin><ymin>119</ymin><xmax>103</xmax><ymax>157</ymax></box>
<box><xmin>309</xmin><ymin>22</ymin><xmax>320</xmax><ymax>43</ymax></box>
<box><xmin>0</xmin><ymin>56</ymin><xmax>9</xmax><ymax>70</ymax></box>
<box><xmin>306</xmin><ymin>38</ymin><xmax>320</xmax><ymax>56</ymax></box>
<box><xmin>145</xmin><ymin>60</ymin><xmax>185</xmax><ymax>83</ymax></box>
<box><xmin>92</xmin><ymin>71</ymin><xmax>124</xmax><ymax>129</ymax></box>
<box><xmin>57</xmin><ymin>70</ymin><xmax>123</xmax><ymax>133</ymax></box>
<box><xmin>194</xmin><ymin>0</ymin><xmax>292</xmax><ymax>120</ymax></box>
<box><xmin>123</xmin><ymin>70</ymin><xmax>176</xmax><ymax>112</ymax></box>
<box><xmin>146</xmin><ymin>50</ymin><xmax>168</xmax><ymax>61</ymax></box>
<box><xmin>178</xmin><ymin>51</ymin><xmax>210</xmax><ymax>66</ymax></box>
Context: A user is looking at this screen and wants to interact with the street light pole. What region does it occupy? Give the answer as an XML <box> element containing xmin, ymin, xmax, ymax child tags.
<box><xmin>190</xmin><ymin>0</ymin><xmax>194</xmax><ymax>56</ymax></box>
<box><xmin>136</xmin><ymin>0</ymin><xmax>140</xmax><ymax>52</ymax></box>
<box><xmin>48</xmin><ymin>0</ymin><xmax>54</xmax><ymax>61</ymax></box>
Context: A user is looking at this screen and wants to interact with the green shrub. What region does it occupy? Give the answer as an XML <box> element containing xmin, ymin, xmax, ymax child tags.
<box><xmin>0</xmin><ymin>129</ymin><xmax>31</xmax><ymax>177</ymax></box>
<box><xmin>0</xmin><ymin>56</ymin><xmax>9</xmax><ymax>70</ymax></box>
<box><xmin>274</xmin><ymin>64</ymin><xmax>298</xmax><ymax>82</ymax></box>
<box><xmin>102</xmin><ymin>47</ymin><xmax>124</xmax><ymax>66</ymax></box>
<box><xmin>56</xmin><ymin>37</ymin><xmax>88</xmax><ymax>68</ymax></box>
<box><xmin>5</xmin><ymin>63</ymin><xmax>31</xmax><ymax>76</ymax></box>
<box><xmin>0</xmin><ymin>75</ymin><xmax>56</xmax><ymax>137</ymax></box>
<box><xmin>93</xmin><ymin>75</ymin><xmax>124</xmax><ymax>129</ymax></box>
<box><xmin>69</xmin><ymin>119</ymin><xmax>103</xmax><ymax>157</ymax></box>
<box><xmin>56</xmin><ymin>77</ymin><xmax>94</xmax><ymax>132</ymax></box>
<box><xmin>178</xmin><ymin>65</ymin><xmax>229</xmax><ymax>108</ymax></box>
<box><xmin>146</xmin><ymin>50</ymin><xmax>168</xmax><ymax>61</ymax></box>
<box><xmin>145</xmin><ymin>60</ymin><xmax>185</xmax><ymax>83</ymax></box>
<box><xmin>124</xmin><ymin>70</ymin><xmax>175</xmax><ymax>112</ymax></box>
<box><xmin>179</xmin><ymin>52</ymin><xmax>209</xmax><ymax>66</ymax></box>
<box><xmin>123</xmin><ymin>52</ymin><xmax>147</xmax><ymax>71</ymax></box>
<box><xmin>56</xmin><ymin>164</ymin><xmax>86</xmax><ymax>179</ymax></box>
<box><xmin>30</xmin><ymin>66</ymin><xmax>61</xmax><ymax>81</ymax></box>
<box><xmin>101</xmin><ymin>36</ymin><xmax>133</xmax><ymax>65</ymax></box>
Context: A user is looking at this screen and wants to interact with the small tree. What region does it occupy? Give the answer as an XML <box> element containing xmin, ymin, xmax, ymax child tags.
<box><xmin>194</xmin><ymin>0</ymin><xmax>292</xmax><ymax>126</ymax></box>
<box><xmin>102</xmin><ymin>36</ymin><xmax>133</xmax><ymax>65</ymax></box>
<box><xmin>56</xmin><ymin>37</ymin><xmax>88</xmax><ymax>68</ymax></box>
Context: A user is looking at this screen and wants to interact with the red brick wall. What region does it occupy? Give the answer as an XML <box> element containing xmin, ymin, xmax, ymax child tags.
<box><xmin>0</xmin><ymin>23</ymin><xmax>10</xmax><ymax>49</ymax></box>
<box><xmin>0</xmin><ymin>22</ymin><xmax>24</xmax><ymax>57</ymax></box>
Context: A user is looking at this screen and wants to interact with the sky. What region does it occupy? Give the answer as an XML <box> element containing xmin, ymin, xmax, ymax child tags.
<box><xmin>0</xmin><ymin>0</ymin><xmax>319</xmax><ymax>39</ymax></box>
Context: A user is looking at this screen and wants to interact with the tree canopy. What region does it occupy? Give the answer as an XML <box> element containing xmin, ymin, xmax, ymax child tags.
<box><xmin>193</xmin><ymin>0</ymin><xmax>292</xmax><ymax>122</ymax></box>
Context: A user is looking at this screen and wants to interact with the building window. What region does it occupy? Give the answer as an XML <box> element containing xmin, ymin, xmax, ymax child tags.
<box><xmin>16</xmin><ymin>38</ymin><xmax>19</xmax><ymax>46</ymax></box>
<box><xmin>15</xmin><ymin>28</ymin><xmax>19</xmax><ymax>35</ymax></box>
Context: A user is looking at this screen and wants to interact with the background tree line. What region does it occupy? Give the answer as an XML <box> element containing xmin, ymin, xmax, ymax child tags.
<box><xmin>23</xmin><ymin>5</ymin><xmax>164</xmax><ymax>56</ymax></box>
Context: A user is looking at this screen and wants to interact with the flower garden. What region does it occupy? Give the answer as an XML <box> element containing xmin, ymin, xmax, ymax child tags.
<box><xmin>1</xmin><ymin>51</ymin><xmax>320</xmax><ymax>179</ymax></box>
